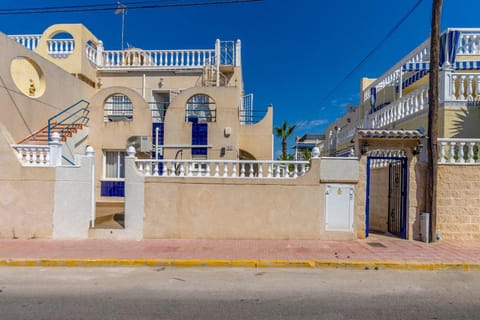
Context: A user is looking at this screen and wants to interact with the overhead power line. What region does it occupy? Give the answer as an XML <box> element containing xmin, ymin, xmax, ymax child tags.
<box><xmin>0</xmin><ymin>0</ymin><xmax>263</xmax><ymax>15</ymax></box>
<box><xmin>317</xmin><ymin>0</ymin><xmax>424</xmax><ymax>110</ymax></box>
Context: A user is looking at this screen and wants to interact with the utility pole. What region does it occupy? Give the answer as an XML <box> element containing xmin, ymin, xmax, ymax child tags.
<box><xmin>427</xmin><ymin>0</ymin><xmax>442</xmax><ymax>241</ymax></box>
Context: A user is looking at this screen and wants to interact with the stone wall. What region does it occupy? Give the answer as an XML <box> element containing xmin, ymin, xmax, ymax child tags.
<box><xmin>437</xmin><ymin>165</ymin><xmax>480</xmax><ymax>240</ymax></box>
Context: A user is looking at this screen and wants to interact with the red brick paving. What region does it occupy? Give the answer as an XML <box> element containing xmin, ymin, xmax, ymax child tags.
<box><xmin>0</xmin><ymin>234</ymin><xmax>478</xmax><ymax>263</ymax></box>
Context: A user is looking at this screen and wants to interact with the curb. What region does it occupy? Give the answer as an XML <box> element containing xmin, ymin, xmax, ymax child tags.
<box><xmin>0</xmin><ymin>259</ymin><xmax>479</xmax><ymax>270</ymax></box>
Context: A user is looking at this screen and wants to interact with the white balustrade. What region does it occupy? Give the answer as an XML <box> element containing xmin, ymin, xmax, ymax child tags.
<box><xmin>8</xmin><ymin>34</ymin><xmax>41</xmax><ymax>50</ymax></box>
<box><xmin>11</xmin><ymin>145</ymin><xmax>51</xmax><ymax>166</ymax></box>
<box><xmin>363</xmin><ymin>39</ymin><xmax>430</xmax><ymax>103</ymax></box>
<box><xmin>451</xmin><ymin>73</ymin><xmax>480</xmax><ymax>101</ymax></box>
<box><xmin>367</xmin><ymin>84</ymin><xmax>428</xmax><ymax>129</ymax></box>
<box><xmin>100</xmin><ymin>49</ymin><xmax>215</xmax><ymax>69</ymax></box>
<box><xmin>47</xmin><ymin>39</ymin><xmax>75</xmax><ymax>59</ymax></box>
<box><xmin>135</xmin><ymin>159</ymin><xmax>310</xmax><ymax>179</ymax></box>
<box><xmin>85</xmin><ymin>43</ymin><xmax>97</xmax><ymax>65</ymax></box>
<box><xmin>438</xmin><ymin>138</ymin><xmax>480</xmax><ymax>164</ymax></box>
<box><xmin>457</xmin><ymin>32</ymin><xmax>480</xmax><ymax>55</ymax></box>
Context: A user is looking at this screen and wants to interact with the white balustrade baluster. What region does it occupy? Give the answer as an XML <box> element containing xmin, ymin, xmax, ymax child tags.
<box><xmin>205</xmin><ymin>162</ymin><xmax>211</xmax><ymax>177</ymax></box>
<box><xmin>16</xmin><ymin>147</ymin><xmax>24</xmax><ymax>162</ymax></box>
<box><xmin>467</xmin><ymin>76</ymin><xmax>474</xmax><ymax>101</ymax></box>
<box><xmin>274</xmin><ymin>164</ymin><xmax>280</xmax><ymax>178</ymax></box>
<box><xmin>258</xmin><ymin>163</ymin><xmax>263</xmax><ymax>177</ymax></box>
<box><xmin>451</xmin><ymin>74</ymin><xmax>458</xmax><ymax>100</ymax></box>
<box><xmin>449</xmin><ymin>141</ymin><xmax>456</xmax><ymax>163</ymax></box>
<box><xmin>292</xmin><ymin>163</ymin><xmax>298</xmax><ymax>178</ymax></box>
<box><xmin>439</xmin><ymin>142</ymin><xmax>446</xmax><ymax>163</ymax></box>
<box><xmin>459</xmin><ymin>142</ymin><xmax>465</xmax><ymax>163</ymax></box>
<box><xmin>158</xmin><ymin>52</ymin><xmax>163</xmax><ymax>66</ymax></box>
<box><xmin>39</xmin><ymin>149</ymin><xmax>45</xmax><ymax>165</ymax></box>
<box><xmin>138</xmin><ymin>162</ymin><xmax>144</xmax><ymax>173</ymax></box>
<box><xmin>31</xmin><ymin>148</ymin><xmax>37</xmax><ymax>165</ymax></box>
<box><xmin>247</xmin><ymin>163</ymin><xmax>253</xmax><ymax>177</ymax></box>
<box><xmin>240</xmin><ymin>163</ymin><xmax>246</xmax><ymax>177</ymax></box>
<box><xmin>212</xmin><ymin>162</ymin><xmax>219</xmax><ymax>177</ymax></box>
<box><xmin>221</xmin><ymin>162</ymin><xmax>227</xmax><ymax>177</ymax></box>
<box><xmin>469</xmin><ymin>142</ymin><xmax>475</xmax><ymax>164</ymax></box>
<box><xmin>153</xmin><ymin>162</ymin><xmax>159</xmax><ymax>176</ymax></box>
<box><xmin>475</xmin><ymin>75</ymin><xmax>480</xmax><ymax>101</ymax></box>
<box><xmin>145</xmin><ymin>163</ymin><xmax>151</xmax><ymax>176</ymax></box>
<box><xmin>188</xmin><ymin>162</ymin><xmax>194</xmax><ymax>177</ymax></box>
<box><xmin>267</xmin><ymin>163</ymin><xmax>273</xmax><ymax>178</ymax></box>
<box><xmin>459</xmin><ymin>76</ymin><xmax>466</xmax><ymax>100</ymax></box>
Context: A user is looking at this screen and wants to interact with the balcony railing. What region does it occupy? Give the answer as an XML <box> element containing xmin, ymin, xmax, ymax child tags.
<box><xmin>363</xmin><ymin>38</ymin><xmax>430</xmax><ymax>103</ymax></box>
<box><xmin>367</xmin><ymin>84</ymin><xmax>429</xmax><ymax>129</ymax></box>
<box><xmin>135</xmin><ymin>159</ymin><xmax>310</xmax><ymax>179</ymax></box>
<box><xmin>47</xmin><ymin>38</ymin><xmax>75</xmax><ymax>59</ymax></box>
<box><xmin>438</xmin><ymin>138</ymin><xmax>480</xmax><ymax>164</ymax></box>
<box><xmin>8</xmin><ymin>34</ymin><xmax>41</xmax><ymax>50</ymax></box>
<box><xmin>451</xmin><ymin>73</ymin><xmax>480</xmax><ymax>101</ymax></box>
<box><xmin>100</xmin><ymin>49</ymin><xmax>216</xmax><ymax>69</ymax></box>
<box><xmin>8</xmin><ymin>34</ymin><xmax>241</xmax><ymax>71</ymax></box>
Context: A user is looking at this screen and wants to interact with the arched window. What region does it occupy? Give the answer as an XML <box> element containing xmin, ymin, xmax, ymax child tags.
<box><xmin>104</xmin><ymin>94</ymin><xmax>133</xmax><ymax>122</ymax></box>
<box><xmin>185</xmin><ymin>94</ymin><xmax>216</xmax><ymax>122</ymax></box>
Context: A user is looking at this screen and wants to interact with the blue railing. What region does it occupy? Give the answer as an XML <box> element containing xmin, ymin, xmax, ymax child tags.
<box><xmin>239</xmin><ymin>109</ymin><xmax>268</xmax><ymax>125</ymax></box>
<box><xmin>48</xmin><ymin>99</ymin><xmax>90</xmax><ymax>142</ymax></box>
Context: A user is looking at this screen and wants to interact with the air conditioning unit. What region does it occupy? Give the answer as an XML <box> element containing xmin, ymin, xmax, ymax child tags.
<box><xmin>127</xmin><ymin>136</ymin><xmax>152</xmax><ymax>153</ymax></box>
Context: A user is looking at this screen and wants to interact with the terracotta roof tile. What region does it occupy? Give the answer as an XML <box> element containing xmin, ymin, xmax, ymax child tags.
<box><xmin>357</xmin><ymin>129</ymin><xmax>425</xmax><ymax>139</ymax></box>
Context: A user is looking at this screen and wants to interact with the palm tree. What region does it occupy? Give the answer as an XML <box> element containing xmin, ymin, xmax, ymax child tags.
<box><xmin>274</xmin><ymin>120</ymin><xmax>296</xmax><ymax>159</ymax></box>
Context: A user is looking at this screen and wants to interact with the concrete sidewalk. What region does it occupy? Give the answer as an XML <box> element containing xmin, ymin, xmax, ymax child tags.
<box><xmin>0</xmin><ymin>234</ymin><xmax>479</xmax><ymax>270</ymax></box>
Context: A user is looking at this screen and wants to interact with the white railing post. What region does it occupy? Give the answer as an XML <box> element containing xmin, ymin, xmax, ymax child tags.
<box><xmin>235</xmin><ymin>39</ymin><xmax>241</xmax><ymax>67</ymax></box>
<box><xmin>439</xmin><ymin>141</ymin><xmax>446</xmax><ymax>163</ymax></box>
<box><xmin>468</xmin><ymin>142</ymin><xmax>475</xmax><ymax>164</ymax></box>
<box><xmin>49</xmin><ymin>132</ymin><xmax>63</xmax><ymax>166</ymax></box>
<box><xmin>215</xmin><ymin>39</ymin><xmax>221</xmax><ymax>87</ymax></box>
<box><xmin>96</xmin><ymin>40</ymin><xmax>104</xmax><ymax>66</ymax></box>
<box><xmin>86</xmin><ymin>146</ymin><xmax>96</xmax><ymax>228</ymax></box>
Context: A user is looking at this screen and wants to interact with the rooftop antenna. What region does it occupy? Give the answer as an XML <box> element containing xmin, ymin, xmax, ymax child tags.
<box><xmin>114</xmin><ymin>1</ymin><xmax>127</xmax><ymax>50</ymax></box>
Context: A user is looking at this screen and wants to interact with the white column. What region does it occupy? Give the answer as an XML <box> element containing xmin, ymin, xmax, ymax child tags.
<box><xmin>215</xmin><ymin>39</ymin><xmax>221</xmax><ymax>87</ymax></box>
<box><xmin>235</xmin><ymin>39</ymin><xmax>241</xmax><ymax>67</ymax></box>
<box><xmin>49</xmin><ymin>132</ymin><xmax>63</xmax><ymax>166</ymax></box>
<box><xmin>96</xmin><ymin>40</ymin><xmax>104</xmax><ymax>66</ymax></box>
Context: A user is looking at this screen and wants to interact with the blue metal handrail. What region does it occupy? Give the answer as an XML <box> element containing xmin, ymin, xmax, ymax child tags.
<box><xmin>48</xmin><ymin>99</ymin><xmax>90</xmax><ymax>142</ymax></box>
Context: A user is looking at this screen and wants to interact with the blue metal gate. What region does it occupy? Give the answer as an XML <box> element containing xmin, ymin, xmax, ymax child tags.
<box><xmin>366</xmin><ymin>156</ymin><xmax>408</xmax><ymax>239</ymax></box>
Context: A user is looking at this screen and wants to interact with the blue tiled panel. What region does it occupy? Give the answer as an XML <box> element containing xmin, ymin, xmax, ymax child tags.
<box><xmin>192</xmin><ymin>123</ymin><xmax>208</xmax><ymax>156</ymax></box>
<box><xmin>101</xmin><ymin>181</ymin><xmax>125</xmax><ymax>197</ymax></box>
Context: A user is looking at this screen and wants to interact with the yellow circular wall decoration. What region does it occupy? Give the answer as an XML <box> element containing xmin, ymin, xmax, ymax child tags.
<box><xmin>10</xmin><ymin>56</ymin><xmax>46</xmax><ymax>98</ymax></box>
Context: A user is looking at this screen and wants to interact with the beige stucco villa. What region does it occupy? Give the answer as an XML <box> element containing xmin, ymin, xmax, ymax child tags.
<box><xmin>2</xmin><ymin>23</ymin><xmax>477</xmax><ymax>242</ymax></box>
<box><xmin>1</xmin><ymin>23</ymin><xmax>368</xmax><ymax>241</ymax></box>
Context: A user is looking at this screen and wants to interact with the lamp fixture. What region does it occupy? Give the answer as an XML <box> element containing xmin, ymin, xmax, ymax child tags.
<box><xmin>361</xmin><ymin>142</ymin><xmax>369</xmax><ymax>155</ymax></box>
<box><xmin>412</xmin><ymin>143</ymin><xmax>424</xmax><ymax>155</ymax></box>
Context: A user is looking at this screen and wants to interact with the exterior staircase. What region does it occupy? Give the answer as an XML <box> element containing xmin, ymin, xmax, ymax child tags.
<box><xmin>13</xmin><ymin>100</ymin><xmax>90</xmax><ymax>166</ymax></box>
<box><xmin>17</xmin><ymin>122</ymin><xmax>85</xmax><ymax>145</ymax></box>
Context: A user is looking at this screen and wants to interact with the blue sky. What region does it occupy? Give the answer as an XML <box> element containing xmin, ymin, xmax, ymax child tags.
<box><xmin>1</xmin><ymin>0</ymin><xmax>479</xmax><ymax>156</ymax></box>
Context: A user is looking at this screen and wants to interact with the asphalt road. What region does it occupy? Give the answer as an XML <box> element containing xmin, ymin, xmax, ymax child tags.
<box><xmin>0</xmin><ymin>267</ymin><xmax>479</xmax><ymax>320</ymax></box>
